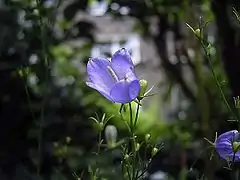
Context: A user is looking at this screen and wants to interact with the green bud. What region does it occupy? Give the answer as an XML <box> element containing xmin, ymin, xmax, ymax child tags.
<box><xmin>124</xmin><ymin>154</ymin><xmax>130</xmax><ymax>161</ymax></box>
<box><xmin>145</xmin><ymin>134</ymin><xmax>151</xmax><ymax>142</ymax></box>
<box><xmin>33</xmin><ymin>9</ymin><xmax>39</xmax><ymax>16</ymax></box>
<box><xmin>152</xmin><ymin>147</ymin><xmax>159</xmax><ymax>157</ymax></box>
<box><xmin>105</xmin><ymin>125</ymin><xmax>118</xmax><ymax>148</ymax></box>
<box><xmin>233</xmin><ymin>142</ymin><xmax>240</xmax><ymax>152</ymax></box>
<box><xmin>98</xmin><ymin>122</ymin><xmax>104</xmax><ymax>131</ymax></box>
<box><xmin>138</xmin><ymin>79</ymin><xmax>148</xmax><ymax>99</ymax></box>
<box><xmin>65</xmin><ymin>136</ymin><xmax>71</xmax><ymax>144</ymax></box>
<box><xmin>135</xmin><ymin>143</ymin><xmax>140</xmax><ymax>151</ymax></box>
<box><xmin>194</xmin><ymin>28</ymin><xmax>201</xmax><ymax>37</ymax></box>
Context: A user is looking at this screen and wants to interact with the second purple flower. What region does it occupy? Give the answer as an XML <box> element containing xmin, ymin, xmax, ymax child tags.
<box><xmin>215</xmin><ymin>130</ymin><xmax>240</xmax><ymax>162</ymax></box>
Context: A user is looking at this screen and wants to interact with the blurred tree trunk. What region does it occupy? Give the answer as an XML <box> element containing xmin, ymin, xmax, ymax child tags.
<box><xmin>0</xmin><ymin>69</ymin><xmax>34</xmax><ymax>179</ymax></box>
<box><xmin>211</xmin><ymin>0</ymin><xmax>240</xmax><ymax>99</ymax></box>
<box><xmin>153</xmin><ymin>13</ymin><xmax>196</xmax><ymax>102</ymax></box>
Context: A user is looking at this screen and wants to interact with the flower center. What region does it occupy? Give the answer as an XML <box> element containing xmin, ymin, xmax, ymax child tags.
<box><xmin>107</xmin><ymin>66</ymin><xmax>119</xmax><ymax>82</ymax></box>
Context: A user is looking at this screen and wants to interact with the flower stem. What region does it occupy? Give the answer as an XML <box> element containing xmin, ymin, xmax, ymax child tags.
<box><xmin>200</xmin><ymin>40</ymin><xmax>239</xmax><ymax>121</ymax></box>
<box><xmin>129</xmin><ymin>103</ymin><xmax>133</xmax><ymax>130</ymax></box>
<box><xmin>133</xmin><ymin>101</ymin><xmax>140</xmax><ymax>130</ymax></box>
<box><xmin>97</xmin><ymin>131</ymin><xmax>102</xmax><ymax>155</ymax></box>
<box><xmin>234</xmin><ymin>168</ymin><xmax>240</xmax><ymax>180</ymax></box>
<box><xmin>35</xmin><ymin>0</ymin><xmax>49</xmax><ymax>179</ymax></box>
<box><xmin>128</xmin><ymin>102</ymin><xmax>141</xmax><ymax>180</ymax></box>
<box><xmin>128</xmin><ymin>103</ymin><xmax>135</xmax><ymax>179</ymax></box>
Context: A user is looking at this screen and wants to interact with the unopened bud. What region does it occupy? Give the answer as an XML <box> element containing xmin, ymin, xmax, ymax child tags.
<box><xmin>135</xmin><ymin>143</ymin><xmax>140</xmax><ymax>151</ymax></box>
<box><xmin>66</xmin><ymin>136</ymin><xmax>71</xmax><ymax>144</ymax></box>
<box><xmin>33</xmin><ymin>9</ymin><xmax>39</xmax><ymax>16</ymax></box>
<box><xmin>124</xmin><ymin>154</ymin><xmax>130</xmax><ymax>161</ymax></box>
<box><xmin>194</xmin><ymin>28</ymin><xmax>201</xmax><ymax>37</ymax></box>
<box><xmin>98</xmin><ymin>122</ymin><xmax>104</xmax><ymax>131</ymax></box>
<box><xmin>145</xmin><ymin>134</ymin><xmax>151</xmax><ymax>142</ymax></box>
<box><xmin>152</xmin><ymin>147</ymin><xmax>159</xmax><ymax>157</ymax></box>
<box><xmin>138</xmin><ymin>79</ymin><xmax>148</xmax><ymax>99</ymax></box>
<box><xmin>105</xmin><ymin>125</ymin><xmax>118</xmax><ymax>148</ymax></box>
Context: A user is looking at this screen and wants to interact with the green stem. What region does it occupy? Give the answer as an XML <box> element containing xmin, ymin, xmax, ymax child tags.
<box><xmin>235</xmin><ymin>168</ymin><xmax>239</xmax><ymax>180</ymax></box>
<box><xmin>133</xmin><ymin>101</ymin><xmax>141</xmax><ymax>180</ymax></box>
<box><xmin>97</xmin><ymin>132</ymin><xmax>102</xmax><ymax>155</ymax></box>
<box><xmin>133</xmin><ymin>101</ymin><xmax>141</xmax><ymax>129</ymax></box>
<box><xmin>128</xmin><ymin>102</ymin><xmax>141</xmax><ymax>180</ymax></box>
<box><xmin>128</xmin><ymin>103</ymin><xmax>135</xmax><ymax>180</ymax></box>
<box><xmin>200</xmin><ymin>40</ymin><xmax>239</xmax><ymax>121</ymax></box>
<box><xmin>129</xmin><ymin>103</ymin><xmax>133</xmax><ymax>130</ymax></box>
<box><xmin>36</xmin><ymin>0</ymin><xmax>49</xmax><ymax>179</ymax></box>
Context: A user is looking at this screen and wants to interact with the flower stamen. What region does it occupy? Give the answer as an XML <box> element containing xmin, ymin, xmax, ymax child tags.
<box><xmin>107</xmin><ymin>66</ymin><xmax>119</xmax><ymax>82</ymax></box>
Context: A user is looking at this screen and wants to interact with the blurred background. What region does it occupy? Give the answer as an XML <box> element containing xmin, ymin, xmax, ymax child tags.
<box><xmin>0</xmin><ymin>0</ymin><xmax>240</xmax><ymax>179</ymax></box>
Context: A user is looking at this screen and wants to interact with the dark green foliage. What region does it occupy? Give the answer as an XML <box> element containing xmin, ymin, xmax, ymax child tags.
<box><xmin>0</xmin><ymin>0</ymin><xmax>240</xmax><ymax>179</ymax></box>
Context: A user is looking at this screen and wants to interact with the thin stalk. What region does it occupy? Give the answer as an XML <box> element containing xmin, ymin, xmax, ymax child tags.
<box><xmin>236</xmin><ymin>169</ymin><xmax>239</xmax><ymax>180</ymax></box>
<box><xmin>133</xmin><ymin>101</ymin><xmax>141</xmax><ymax>129</ymax></box>
<box><xmin>128</xmin><ymin>103</ymin><xmax>135</xmax><ymax>180</ymax></box>
<box><xmin>129</xmin><ymin>103</ymin><xmax>133</xmax><ymax>130</ymax></box>
<box><xmin>128</xmin><ymin>102</ymin><xmax>140</xmax><ymax>180</ymax></box>
<box><xmin>200</xmin><ymin>40</ymin><xmax>239</xmax><ymax>121</ymax></box>
<box><xmin>97</xmin><ymin>132</ymin><xmax>102</xmax><ymax>155</ymax></box>
<box><xmin>133</xmin><ymin>101</ymin><xmax>141</xmax><ymax>180</ymax></box>
<box><xmin>36</xmin><ymin>0</ymin><xmax>49</xmax><ymax>179</ymax></box>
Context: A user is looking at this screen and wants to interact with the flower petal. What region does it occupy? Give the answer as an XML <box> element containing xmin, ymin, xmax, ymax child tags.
<box><xmin>86</xmin><ymin>82</ymin><xmax>113</xmax><ymax>102</ymax></box>
<box><xmin>129</xmin><ymin>80</ymin><xmax>141</xmax><ymax>100</ymax></box>
<box><xmin>216</xmin><ymin>141</ymin><xmax>234</xmax><ymax>160</ymax></box>
<box><xmin>111</xmin><ymin>48</ymin><xmax>134</xmax><ymax>79</ymax></box>
<box><xmin>234</xmin><ymin>151</ymin><xmax>240</xmax><ymax>161</ymax></box>
<box><xmin>217</xmin><ymin>130</ymin><xmax>238</xmax><ymax>142</ymax></box>
<box><xmin>87</xmin><ymin>57</ymin><xmax>115</xmax><ymax>96</ymax></box>
<box><xmin>110</xmin><ymin>71</ymin><xmax>140</xmax><ymax>104</ymax></box>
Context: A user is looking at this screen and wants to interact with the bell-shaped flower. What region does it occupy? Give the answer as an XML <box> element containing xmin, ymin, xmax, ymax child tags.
<box><xmin>215</xmin><ymin>130</ymin><xmax>240</xmax><ymax>162</ymax></box>
<box><xmin>86</xmin><ymin>48</ymin><xmax>140</xmax><ymax>104</ymax></box>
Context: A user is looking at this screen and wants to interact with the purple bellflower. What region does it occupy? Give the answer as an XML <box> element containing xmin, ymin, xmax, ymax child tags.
<box><xmin>86</xmin><ymin>48</ymin><xmax>140</xmax><ymax>104</ymax></box>
<box><xmin>215</xmin><ymin>130</ymin><xmax>240</xmax><ymax>162</ymax></box>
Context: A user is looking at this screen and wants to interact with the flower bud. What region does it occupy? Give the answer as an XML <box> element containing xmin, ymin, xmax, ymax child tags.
<box><xmin>194</xmin><ymin>28</ymin><xmax>201</xmax><ymax>38</ymax></box>
<box><xmin>105</xmin><ymin>125</ymin><xmax>118</xmax><ymax>148</ymax></box>
<box><xmin>138</xmin><ymin>79</ymin><xmax>148</xmax><ymax>99</ymax></box>
<box><xmin>145</xmin><ymin>134</ymin><xmax>151</xmax><ymax>142</ymax></box>
<box><xmin>124</xmin><ymin>154</ymin><xmax>130</xmax><ymax>161</ymax></box>
<box><xmin>135</xmin><ymin>143</ymin><xmax>140</xmax><ymax>151</ymax></box>
<box><xmin>151</xmin><ymin>147</ymin><xmax>159</xmax><ymax>157</ymax></box>
<box><xmin>33</xmin><ymin>9</ymin><xmax>40</xmax><ymax>16</ymax></box>
<box><xmin>65</xmin><ymin>136</ymin><xmax>71</xmax><ymax>144</ymax></box>
<box><xmin>98</xmin><ymin>122</ymin><xmax>104</xmax><ymax>131</ymax></box>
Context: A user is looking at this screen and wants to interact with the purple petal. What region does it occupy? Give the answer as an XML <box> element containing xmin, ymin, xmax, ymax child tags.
<box><xmin>235</xmin><ymin>151</ymin><xmax>240</xmax><ymax>161</ymax></box>
<box><xmin>86</xmin><ymin>82</ymin><xmax>113</xmax><ymax>102</ymax></box>
<box><xmin>216</xmin><ymin>141</ymin><xmax>234</xmax><ymax>160</ymax></box>
<box><xmin>111</xmin><ymin>48</ymin><xmax>134</xmax><ymax>79</ymax></box>
<box><xmin>217</xmin><ymin>130</ymin><xmax>238</xmax><ymax>142</ymax></box>
<box><xmin>110</xmin><ymin>71</ymin><xmax>140</xmax><ymax>103</ymax></box>
<box><xmin>86</xmin><ymin>57</ymin><xmax>116</xmax><ymax>98</ymax></box>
